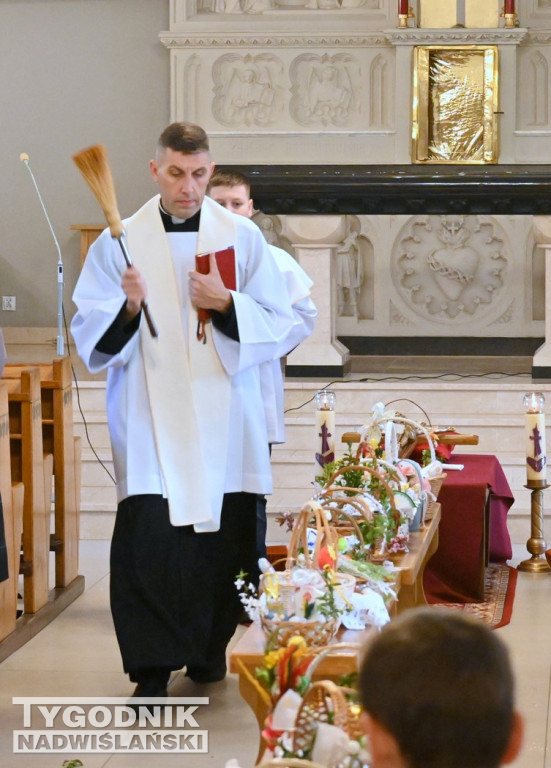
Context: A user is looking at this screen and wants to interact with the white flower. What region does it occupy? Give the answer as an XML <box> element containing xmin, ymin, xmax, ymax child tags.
<box><xmin>348</xmin><ymin>739</ymin><xmax>361</xmax><ymax>755</ymax></box>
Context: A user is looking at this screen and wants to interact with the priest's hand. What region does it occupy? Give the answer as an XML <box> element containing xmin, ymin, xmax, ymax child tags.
<box><xmin>189</xmin><ymin>253</ymin><xmax>232</xmax><ymax>313</ymax></box>
<box><xmin>121</xmin><ymin>266</ymin><xmax>147</xmax><ymax>320</ymax></box>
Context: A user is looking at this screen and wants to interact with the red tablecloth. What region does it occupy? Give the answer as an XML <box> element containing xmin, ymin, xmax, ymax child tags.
<box><xmin>423</xmin><ymin>454</ymin><xmax>514</xmax><ymax>603</ymax></box>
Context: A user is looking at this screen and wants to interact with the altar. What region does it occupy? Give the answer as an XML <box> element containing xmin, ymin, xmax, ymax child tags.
<box><xmin>423</xmin><ymin>454</ymin><xmax>514</xmax><ymax>603</ymax></box>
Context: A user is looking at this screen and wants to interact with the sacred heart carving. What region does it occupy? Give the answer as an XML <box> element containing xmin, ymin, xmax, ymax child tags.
<box><xmin>429</xmin><ymin>246</ymin><xmax>479</xmax><ymax>301</ymax></box>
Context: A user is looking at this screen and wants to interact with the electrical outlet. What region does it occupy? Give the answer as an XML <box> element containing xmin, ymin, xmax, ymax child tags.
<box><xmin>2</xmin><ymin>296</ymin><xmax>16</xmax><ymax>311</ymax></box>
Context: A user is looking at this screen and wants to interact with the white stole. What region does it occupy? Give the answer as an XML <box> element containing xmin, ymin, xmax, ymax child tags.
<box><xmin>125</xmin><ymin>195</ymin><xmax>237</xmax><ymax>531</ymax></box>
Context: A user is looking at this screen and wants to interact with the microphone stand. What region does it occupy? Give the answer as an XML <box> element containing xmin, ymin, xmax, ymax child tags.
<box><xmin>21</xmin><ymin>154</ymin><xmax>64</xmax><ymax>355</ymax></box>
<box><xmin>57</xmin><ymin>258</ymin><xmax>64</xmax><ymax>356</ymax></box>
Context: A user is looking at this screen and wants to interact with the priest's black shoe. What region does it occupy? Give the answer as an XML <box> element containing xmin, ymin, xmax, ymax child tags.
<box><xmin>127</xmin><ymin>669</ymin><xmax>170</xmax><ymax>714</ymax></box>
<box><xmin>131</xmin><ymin>680</ymin><xmax>169</xmax><ymax>699</ymax></box>
<box><xmin>128</xmin><ymin>685</ymin><xmax>168</xmax><ymax>717</ymax></box>
<box><xmin>185</xmin><ymin>661</ymin><xmax>227</xmax><ymax>684</ymax></box>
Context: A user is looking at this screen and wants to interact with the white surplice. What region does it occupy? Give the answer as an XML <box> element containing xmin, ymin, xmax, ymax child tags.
<box><xmin>71</xmin><ymin>195</ymin><xmax>295</xmax><ymax>531</ymax></box>
<box><xmin>260</xmin><ymin>244</ymin><xmax>317</xmax><ymax>445</ymax></box>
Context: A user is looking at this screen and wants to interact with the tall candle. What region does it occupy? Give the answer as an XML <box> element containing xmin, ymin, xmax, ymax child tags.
<box><xmin>524</xmin><ymin>392</ymin><xmax>547</xmax><ymax>484</ymax></box>
<box><xmin>398</xmin><ymin>0</ymin><xmax>408</xmax><ymax>14</ymax></box>
<box><xmin>504</xmin><ymin>0</ymin><xmax>515</xmax><ymax>14</ymax></box>
<box><xmin>314</xmin><ymin>389</ymin><xmax>336</xmax><ymax>478</ymax></box>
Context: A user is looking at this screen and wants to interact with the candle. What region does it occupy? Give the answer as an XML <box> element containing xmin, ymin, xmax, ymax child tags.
<box><xmin>315</xmin><ymin>389</ymin><xmax>336</xmax><ymax>478</ymax></box>
<box><xmin>524</xmin><ymin>392</ymin><xmax>547</xmax><ymax>484</ymax></box>
<box><xmin>398</xmin><ymin>0</ymin><xmax>408</xmax><ymax>14</ymax></box>
<box><xmin>504</xmin><ymin>0</ymin><xmax>515</xmax><ymax>14</ymax></box>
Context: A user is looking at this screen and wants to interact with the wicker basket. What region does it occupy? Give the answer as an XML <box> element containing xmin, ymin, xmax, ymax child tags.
<box><xmin>259</xmin><ymin>501</ymin><xmax>351</xmax><ymax>649</ymax></box>
<box><xmin>292</xmin><ymin>678</ymin><xmax>364</xmax><ymax>757</ymax></box>
<box><xmin>317</xmin><ymin>462</ymin><xmax>402</xmax><ymax>536</ymax></box>
<box><xmin>287</xmin><ymin>500</ymin><xmax>340</xmax><ymax>570</ymax></box>
<box><xmin>256</xmin><ymin>759</ymin><xmax>326</xmax><ymax>768</ymax></box>
<box><xmin>293</xmin><ymin>679</ymin><xmax>350</xmax><ymax>756</ymax></box>
<box><xmin>296</xmin><ymin>644</ymin><xmax>365</xmax><ymax>760</ymax></box>
<box><xmin>424</xmin><ymin>472</ymin><xmax>446</xmax><ymax>521</ymax></box>
<box><xmin>261</xmin><ymin>614</ymin><xmax>340</xmax><ymax>650</ymax></box>
<box><xmin>429</xmin><ymin>473</ymin><xmax>445</xmax><ymax>500</ymax></box>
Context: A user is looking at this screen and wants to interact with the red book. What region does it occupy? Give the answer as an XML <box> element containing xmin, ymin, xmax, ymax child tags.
<box><xmin>195</xmin><ymin>246</ymin><xmax>236</xmax><ymax>341</ymax></box>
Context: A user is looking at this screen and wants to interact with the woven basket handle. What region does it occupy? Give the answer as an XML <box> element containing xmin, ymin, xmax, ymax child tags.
<box><xmin>287</xmin><ymin>500</ymin><xmax>339</xmax><ymax>568</ymax></box>
<box><xmin>321</xmin><ymin>495</ymin><xmax>374</xmax><ymax>528</ymax></box>
<box><xmin>320</xmin><ymin>464</ymin><xmax>399</xmax><ymax>512</ymax></box>
<box><xmin>304</xmin><ymin>641</ymin><xmax>363</xmax><ymax>682</ymax></box>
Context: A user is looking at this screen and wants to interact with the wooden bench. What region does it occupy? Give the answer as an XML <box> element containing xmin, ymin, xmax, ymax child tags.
<box><xmin>0</xmin><ymin>381</ymin><xmax>24</xmax><ymax>642</ymax></box>
<box><xmin>230</xmin><ymin>505</ymin><xmax>440</xmax><ymax>760</ymax></box>
<box><xmin>4</xmin><ymin>357</ymin><xmax>81</xmax><ymax>587</ymax></box>
<box><xmin>0</xmin><ymin>363</ymin><xmax>84</xmax><ymax>661</ymax></box>
<box><xmin>4</xmin><ymin>367</ymin><xmax>52</xmax><ymax>614</ymax></box>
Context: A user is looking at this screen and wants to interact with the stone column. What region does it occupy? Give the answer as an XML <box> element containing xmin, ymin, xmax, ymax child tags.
<box><xmin>532</xmin><ymin>217</ymin><xmax>551</xmax><ymax>379</ymax></box>
<box><xmin>283</xmin><ymin>216</ymin><xmax>350</xmax><ymax>377</ymax></box>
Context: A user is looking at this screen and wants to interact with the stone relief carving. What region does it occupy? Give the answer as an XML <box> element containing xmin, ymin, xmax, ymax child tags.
<box><xmin>489</xmin><ymin>302</ymin><xmax>515</xmax><ymax>326</ymax></box>
<box><xmin>337</xmin><ymin>228</ymin><xmax>364</xmax><ymax>317</ymax></box>
<box><xmin>528</xmin><ymin>51</ymin><xmax>548</xmax><ymax>126</ymax></box>
<box><xmin>183</xmin><ymin>55</ymin><xmax>201</xmax><ymax>119</ymax></box>
<box><xmin>252</xmin><ymin>212</ymin><xmax>293</xmax><ymax>252</ymax></box>
<box><xmin>196</xmin><ymin>0</ymin><xmax>380</xmax><ymax>12</ymax></box>
<box><xmin>290</xmin><ymin>53</ymin><xmax>359</xmax><ymax>126</ymax></box>
<box><xmin>212</xmin><ymin>54</ymin><xmax>282</xmax><ymax>126</ymax></box>
<box><xmin>369</xmin><ymin>53</ymin><xmax>392</xmax><ymax>129</ymax></box>
<box><xmin>334</xmin><ymin>218</ymin><xmax>373</xmax><ymax>319</ymax></box>
<box><xmin>392</xmin><ymin>215</ymin><xmax>509</xmax><ymax>323</ymax></box>
<box><xmin>200</xmin><ymin>0</ymin><xmax>243</xmax><ymax>10</ymax></box>
<box><xmin>389</xmin><ymin>301</ymin><xmax>414</xmax><ymax>326</ymax></box>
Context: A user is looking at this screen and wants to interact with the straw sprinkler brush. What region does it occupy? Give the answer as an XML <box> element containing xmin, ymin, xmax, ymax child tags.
<box><xmin>72</xmin><ymin>144</ymin><xmax>158</xmax><ymax>339</ymax></box>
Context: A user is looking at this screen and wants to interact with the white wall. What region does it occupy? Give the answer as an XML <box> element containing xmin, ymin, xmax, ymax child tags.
<box><xmin>0</xmin><ymin>0</ymin><xmax>170</xmax><ymax>329</ymax></box>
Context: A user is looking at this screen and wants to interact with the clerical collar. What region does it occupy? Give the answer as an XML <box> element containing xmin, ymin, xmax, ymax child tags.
<box><xmin>159</xmin><ymin>203</ymin><xmax>201</xmax><ymax>232</ymax></box>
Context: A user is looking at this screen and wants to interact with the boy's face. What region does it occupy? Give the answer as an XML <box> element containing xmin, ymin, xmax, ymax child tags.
<box><xmin>208</xmin><ymin>184</ymin><xmax>254</xmax><ymax>219</ymax></box>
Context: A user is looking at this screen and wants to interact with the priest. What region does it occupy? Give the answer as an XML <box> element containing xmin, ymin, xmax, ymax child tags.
<box><xmin>71</xmin><ymin>122</ymin><xmax>296</xmax><ymax>696</ymax></box>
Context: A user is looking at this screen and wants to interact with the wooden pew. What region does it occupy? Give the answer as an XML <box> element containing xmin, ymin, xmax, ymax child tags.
<box><xmin>4</xmin><ymin>367</ymin><xmax>51</xmax><ymax>614</ymax></box>
<box><xmin>0</xmin><ymin>382</ymin><xmax>24</xmax><ymax>641</ymax></box>
<box><xmin>0</xmin><ymin>364</ymin><xmax>84</xmax><ymax>662</ymax></box>
<box><xmin>4</xmin><ymin>357</ymin><xmax>80</xmax><ymax>587</ymax></box>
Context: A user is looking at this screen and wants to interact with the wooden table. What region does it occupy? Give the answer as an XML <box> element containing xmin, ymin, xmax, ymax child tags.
<box><xmin>230</xmin><ymin>504</ymin><xmax>440</xmax><ymax>761</ymax></box>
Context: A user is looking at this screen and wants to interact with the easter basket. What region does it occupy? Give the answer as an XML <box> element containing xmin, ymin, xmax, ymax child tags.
<box><xmin>256</xmin><ymin>759</ymin><xmax>326</xmax><ymax>768</ymax></box>
<box><xmin>292</xmin><ymin>643</ymin><xmax>365</xmax><ymax>757</ymax></box>
<box><xmin>260</xmin><ymin>615</ymin><xmax>340</xmax><ymax>651</ymax></box>
<box><xmin>286</xmin><ymin>500</ymin><xmax>340</xmax><ymax>569</ymax></box>
<box><xmin>259</xmin><ymin>501</ymin><xmax>356</xmax><ymax>649</ymax></box>
<box><xmin>317</xmin><ymin>461</ymin><xmax>403</xmax><ymax>560</ymax></box>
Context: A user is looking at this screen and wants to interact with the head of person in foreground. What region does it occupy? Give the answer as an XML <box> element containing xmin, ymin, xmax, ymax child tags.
<box><xmin>358</xmin><ymin>607</ymin><xmax>523</xmax><ymax>768</ymax></box>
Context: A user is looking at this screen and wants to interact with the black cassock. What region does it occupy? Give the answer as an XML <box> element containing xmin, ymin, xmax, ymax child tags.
<box><xmin>109</xmin><ymin>491</ymin><xmax>256</xmax><ymax>680</ymax></box>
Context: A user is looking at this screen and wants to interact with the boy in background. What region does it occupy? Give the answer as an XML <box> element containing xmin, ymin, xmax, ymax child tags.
<box><xmin>207</xmin><ymin>170</ymin><xmax>317</xmax><ymax>570</ymax></box>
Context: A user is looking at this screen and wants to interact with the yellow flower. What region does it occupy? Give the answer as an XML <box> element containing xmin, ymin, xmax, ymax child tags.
<box><xmin>287</xmin><ymin>635</ymin><xmax>307</xmax><ymax>650</ymax></box>
<box><xmin>264</xmin><ymin>649</ymin><xmax>285</xmax><ymax>670</ymax></box>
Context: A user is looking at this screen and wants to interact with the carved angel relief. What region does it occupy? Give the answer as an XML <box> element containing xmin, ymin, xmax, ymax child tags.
<box><xmin>393</xmin><ymin>216</ymin><xmax>508</xmax><ymax>322</ymax></box>
<box><xmin>290</xmin><ymin>54</ymin><xmax>359</xmax><ymax>127</ymax></box>
<box><xmin>212</xmin><ymin>54</ymin><xmax>283</xmax><ymax>127</ymax></box>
